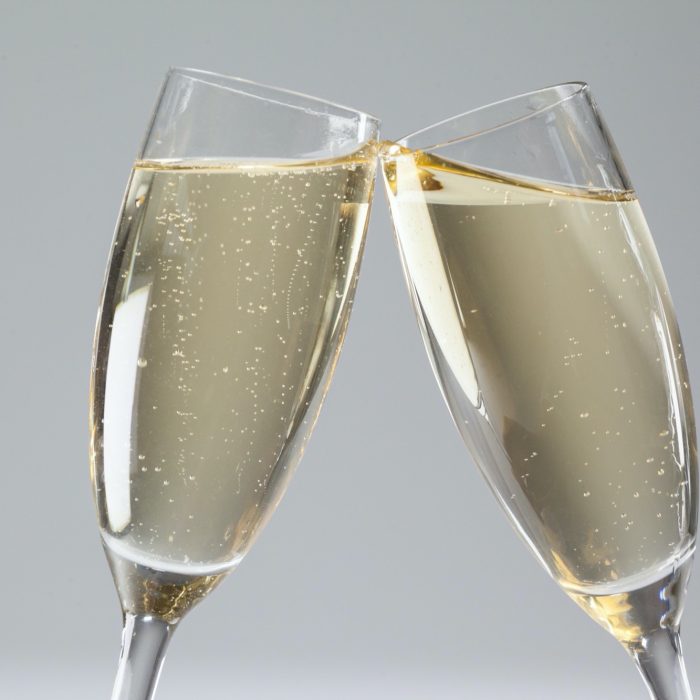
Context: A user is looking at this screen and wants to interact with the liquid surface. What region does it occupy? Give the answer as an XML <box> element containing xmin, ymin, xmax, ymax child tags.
<box><xmin>91</xmin><ymin>148</ymin><xmax>375</xmax><ymax>610</ymax></box>
<box><xmin>384</xmin><ymin>149</ymin><xmax>697</xmax><ymax>607</ymax></box>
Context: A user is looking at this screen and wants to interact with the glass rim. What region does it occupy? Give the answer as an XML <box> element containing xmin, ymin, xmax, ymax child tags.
<box><xmin>397</xmin><ymin>81</ymin><xmax>589</xmax><ymax>151</ymax></box>
<box><xmin>166</xmin><ymin>66</ymin><xmax>381</xmax><ymax>128</ymax></box>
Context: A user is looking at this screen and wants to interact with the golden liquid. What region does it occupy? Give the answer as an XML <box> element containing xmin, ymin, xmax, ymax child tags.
<box><xmin>566</xmin><ymin>556</ymin><xmax>692</xmax><ymax>647</ymax></box>
<box><xmin>91</xmin><ymin>148</ymin><xmax>375</xmax><ymax>617</ymax></box>
<box><xmin>384</xmin><ymin>148</ymin><xmax>696</xmax><ymax>641</ymax></box>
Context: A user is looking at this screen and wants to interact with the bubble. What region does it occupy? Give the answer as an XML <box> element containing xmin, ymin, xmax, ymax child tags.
<box><xmin>137</xmin><ymin>358</ymin><xmax>148</xmax><ymax>368</ymax></box>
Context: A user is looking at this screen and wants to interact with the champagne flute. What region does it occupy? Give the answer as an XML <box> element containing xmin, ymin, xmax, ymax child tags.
<box><xmin>381</xmin><ymin>83</ymin><xmax>696</xmax><ymax>698</ymax></box>
<box><xmin>89</xmin><ymin>68</ymin><xmax>379</xmax><ymax>699</ymax></box>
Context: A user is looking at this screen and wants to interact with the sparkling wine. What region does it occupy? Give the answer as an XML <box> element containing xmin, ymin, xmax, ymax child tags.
<box><xmin>91</xmin><ymin>147</ymin><xmax>375</xmax><ymax>619</ymax></box>
<box><xmin>383</xmin><ymin>147</ymin><xmax>696</xmax><ymax>642</ymax></box>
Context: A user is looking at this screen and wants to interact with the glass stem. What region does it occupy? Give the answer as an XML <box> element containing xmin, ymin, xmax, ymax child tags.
<box><xmin>111</xmin><ymin>613</ymin><xmax>176</xmax><ymax>700</ymax></box>
<box><xmin>631</xmin><ymin>628</ymin><xmax>692</xmax><ymax>700</ymax></box>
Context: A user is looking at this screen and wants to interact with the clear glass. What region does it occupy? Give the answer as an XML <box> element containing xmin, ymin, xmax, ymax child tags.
<box><xmin>381</xmin><ymin>82</ymin><xmax>696</xmax><ymax>699</ymax></box>
<box><xmin>90</xmin><ymin>67</ymin><xmax>379</xmax><ymax>699</ymax></box>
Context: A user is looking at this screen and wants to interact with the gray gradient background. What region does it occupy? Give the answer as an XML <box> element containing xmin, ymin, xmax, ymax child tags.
<box><xmin>2</xmin><ymin>0</ymin><xmax>699</xmax><ymax>696</ymax></box>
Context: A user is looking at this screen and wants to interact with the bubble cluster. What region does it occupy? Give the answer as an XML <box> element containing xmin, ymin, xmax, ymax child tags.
<box><xmin>96</xmin><ymin>152</ymin><xmax>375</xmax><ymax>570</ymax></box>
<box><xmin>388</xmin><ymin>150</ymin><xmax>694</xmax><ymax>590</ymax></box>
